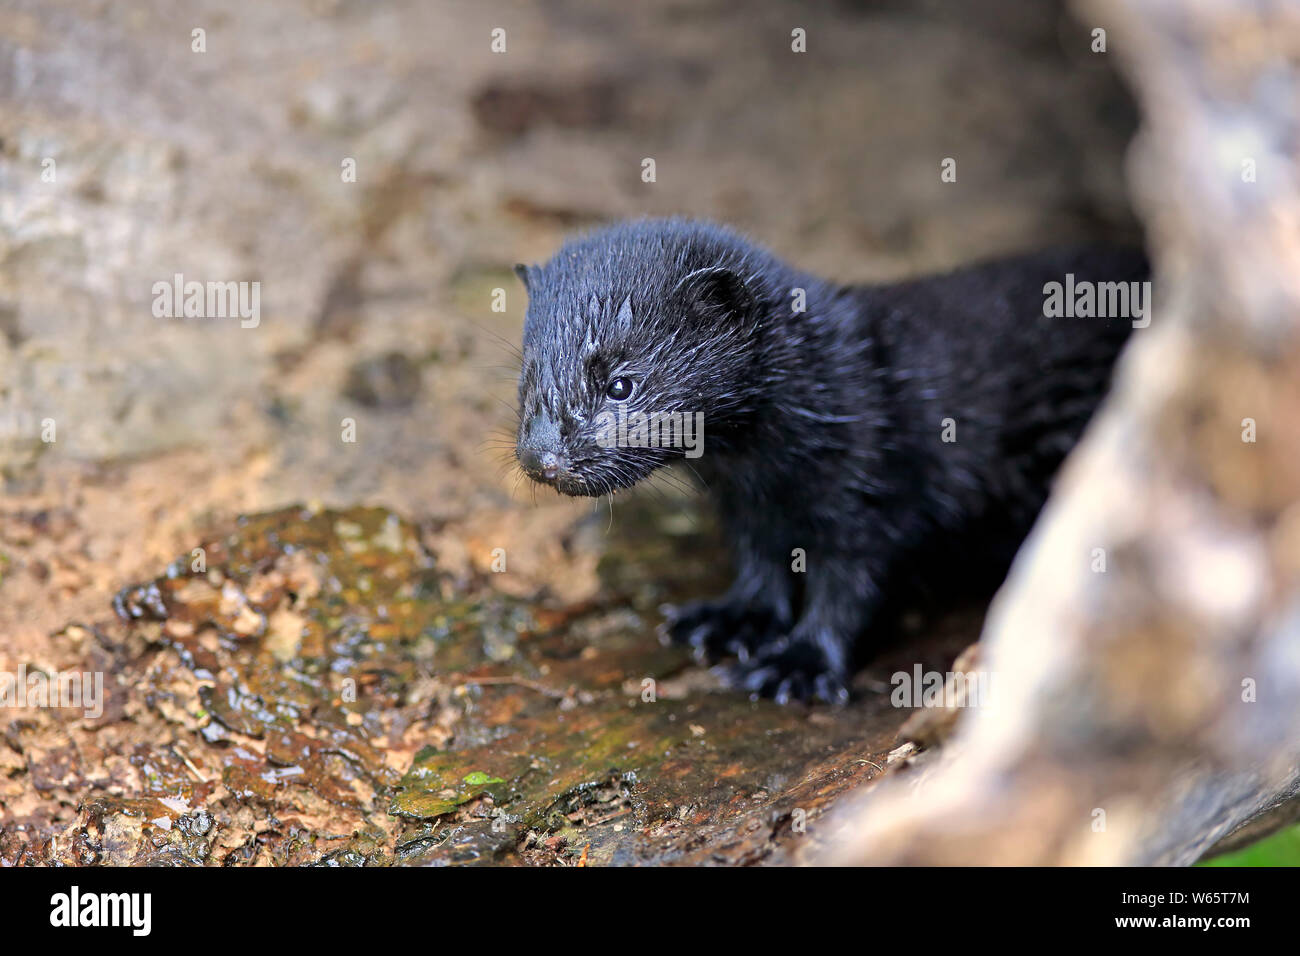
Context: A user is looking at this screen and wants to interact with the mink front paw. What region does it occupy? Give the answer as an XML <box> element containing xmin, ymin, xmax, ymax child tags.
<box><xmin>658</xmin><ymin>600</ymin><xmax>783</xmax><ymax>664</ymax></box>
<box><xmin>726</xmin><ymin>638</ymin><xmax>850</xmax><ymax>706</ymax></box>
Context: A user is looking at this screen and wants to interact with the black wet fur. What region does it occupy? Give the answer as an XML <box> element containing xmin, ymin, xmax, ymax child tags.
<box><xmin>513</xmin><ymin>218</ymin><xmax>1147</xmax><ymax>704</ymax></box>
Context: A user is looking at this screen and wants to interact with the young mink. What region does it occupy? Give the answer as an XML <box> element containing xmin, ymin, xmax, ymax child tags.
<box><xmin>512</xmin><ymin>218</ymin><xmax>1147</xmax><ymax>703</ymax></box>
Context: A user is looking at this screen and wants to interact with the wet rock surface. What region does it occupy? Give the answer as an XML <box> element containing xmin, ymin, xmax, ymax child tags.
<box><xmin>2</xmin><ymin>502</ymin><xmax>973</xmax><ymax>865</ymax></box>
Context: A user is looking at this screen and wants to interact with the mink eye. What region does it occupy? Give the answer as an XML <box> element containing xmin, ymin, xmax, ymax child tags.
<box><xmin>606</xmin><ymin>377</ymin><xmax>634</xmax><ymax>402</ymax></box>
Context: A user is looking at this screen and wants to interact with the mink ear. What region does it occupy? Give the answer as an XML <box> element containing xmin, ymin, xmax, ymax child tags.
<box><xmin>514</xmin><ymin>263</ymin><xmax>533</xmax><ymax>292</ymax></box>
<box><xmin>672</xmin><ymin>267</ymin><xmax>756</xmax><ymax>324</ymax></box>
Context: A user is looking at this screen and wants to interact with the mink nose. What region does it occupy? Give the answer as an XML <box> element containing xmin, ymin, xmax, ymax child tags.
<box><xmin>519</xmin><ymin>447</ymin><xmax>560</xmax><ymax>481</ymax></box>
<box><xmin>519</xmin><ymin>412</ymin><xmax>564</xmax><ymax>482</ymax></box>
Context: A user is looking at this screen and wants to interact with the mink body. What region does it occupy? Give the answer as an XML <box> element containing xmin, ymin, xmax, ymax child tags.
<box><xmin>513</xmin><ymin>218</ymin><xmax>1146</xmax><ymax>703</ymax></box>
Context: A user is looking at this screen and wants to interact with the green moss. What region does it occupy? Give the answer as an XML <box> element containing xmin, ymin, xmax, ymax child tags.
<box><xmin>1200</xmin><ymin>823</ymin><xmax>1300</xmax><ymax>867</ymax></box>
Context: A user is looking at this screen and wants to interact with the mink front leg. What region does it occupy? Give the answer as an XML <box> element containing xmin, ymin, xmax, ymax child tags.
<box><xmin>661</xmin><ymin>531</ymin><xmax>794</xmax><ymax>664</ymax></box>
<box><xmin>730</xmin><ymin>549</ymin><xmax>881</xmax><ymax>705</ymax></box>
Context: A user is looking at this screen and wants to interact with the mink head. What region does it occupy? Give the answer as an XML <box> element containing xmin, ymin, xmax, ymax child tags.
<box><xmin>513</xmin><ymin>219</ymin><xmax>770</xmax><ymax>497</ymax></box>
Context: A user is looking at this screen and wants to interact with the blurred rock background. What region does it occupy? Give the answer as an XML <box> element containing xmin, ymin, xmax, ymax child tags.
<box><xmin>0</xmin><ymin>0</ymin><xmax>1140</xmax><ymax>660</ymax></box>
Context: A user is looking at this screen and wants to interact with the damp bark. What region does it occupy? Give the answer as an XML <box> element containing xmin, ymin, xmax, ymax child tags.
<box><xmin>2</xmin><ymin>502</ymin><xmax>980</xmax><ymax>866</ymax></box>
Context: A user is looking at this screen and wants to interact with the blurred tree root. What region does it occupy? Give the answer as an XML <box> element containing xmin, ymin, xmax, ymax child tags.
<box><xmin>814</xmin><ymin>0</ymin><xmax>1300</xmax><ymax>865</ymax></box>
